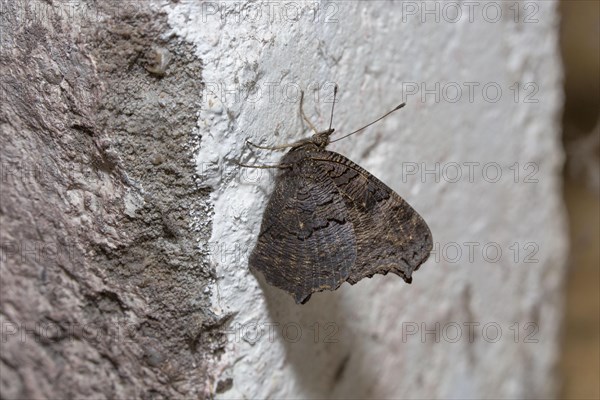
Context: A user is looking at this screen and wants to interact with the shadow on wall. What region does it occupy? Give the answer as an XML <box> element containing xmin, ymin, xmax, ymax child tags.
<box><xmin>256</xmin><ymin>273</ymin><xmax>368</xmax><ymax>398</ymax></box>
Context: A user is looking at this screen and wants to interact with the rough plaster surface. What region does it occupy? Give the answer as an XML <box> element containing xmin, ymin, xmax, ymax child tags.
<box><xmin>168</xmin><ymin>1</ymin><xmax>567</xmax><ymax>398</ymax></box>
<box><xmin>1</xmin><ymin>1</ymin><xmax>218</xmax><ymax>398</ymax></box>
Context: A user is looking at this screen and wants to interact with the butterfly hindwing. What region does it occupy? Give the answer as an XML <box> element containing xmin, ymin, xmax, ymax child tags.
<box><xmin>249</xmin><ymin>147</ymin><xmax>357</xmax><ymax>304</ymax></box>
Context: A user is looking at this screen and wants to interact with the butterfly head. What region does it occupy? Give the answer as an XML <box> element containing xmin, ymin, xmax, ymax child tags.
<box><xmin>311</xmin><ymin>128</ymin><xmax>335</xmax><ymax>149</ymax></box>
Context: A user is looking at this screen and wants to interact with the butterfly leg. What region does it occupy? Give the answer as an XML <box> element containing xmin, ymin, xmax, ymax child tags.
<box><xmin>233</xmin><ymin>159</ymin><xmax>292</xmax><ymax>169</ymax></box>
<box><xmin>244</xmin><ymin>139</ymin><xmax>305</xmax><ymax>151</ymax></box>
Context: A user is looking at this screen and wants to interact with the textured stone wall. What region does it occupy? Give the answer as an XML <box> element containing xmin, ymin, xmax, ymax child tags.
<box><xmin>166</xmin><ymin>1</ymin><xmax>567</xmax><ymax>398</ymax></box>
<box><xmin>1</xmin><ymin>1</ymin><xmax>217</xmax><ymax>398</ymax></box>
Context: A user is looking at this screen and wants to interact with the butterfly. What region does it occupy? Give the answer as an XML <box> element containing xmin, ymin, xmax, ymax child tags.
<box><xmin>240</xmin><ymin>86</ymin><xmax>432</xmax><ymax>304</ymax></box>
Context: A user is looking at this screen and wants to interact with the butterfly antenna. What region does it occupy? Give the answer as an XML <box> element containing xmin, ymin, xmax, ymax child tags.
<box><xmin>327</xmin><ymin>84</ymin><xmax>338</xmax><ymax>133</ymax></box>
<box><xmin>330</xmin><ymin>102</ymin><xmax>406</xmax><ymax>143</ymax></box>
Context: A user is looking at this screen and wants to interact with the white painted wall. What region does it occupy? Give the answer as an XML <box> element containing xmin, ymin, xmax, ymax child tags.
<box><xmin>167</xmin><ymin>1</ymin><xmax>566</xmax><ymax>398</ymax></box>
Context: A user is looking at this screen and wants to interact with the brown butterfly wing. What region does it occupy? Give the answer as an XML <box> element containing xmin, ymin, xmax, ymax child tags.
<box><xmin>249</xmin><ymin>147</ymin><xmax>357</xmax><ymax>304</ymax></box>
<box><xmin>311</xmin><ymin>150</ymin><xmax>433</xmax><ymax>284</ymax></box>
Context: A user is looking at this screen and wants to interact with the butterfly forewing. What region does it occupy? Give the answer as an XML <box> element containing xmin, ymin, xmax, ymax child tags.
<box><xmin>312</xmin><ymin>150</ymin><xmax>433</xmax><ymax>284</ymax></box>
